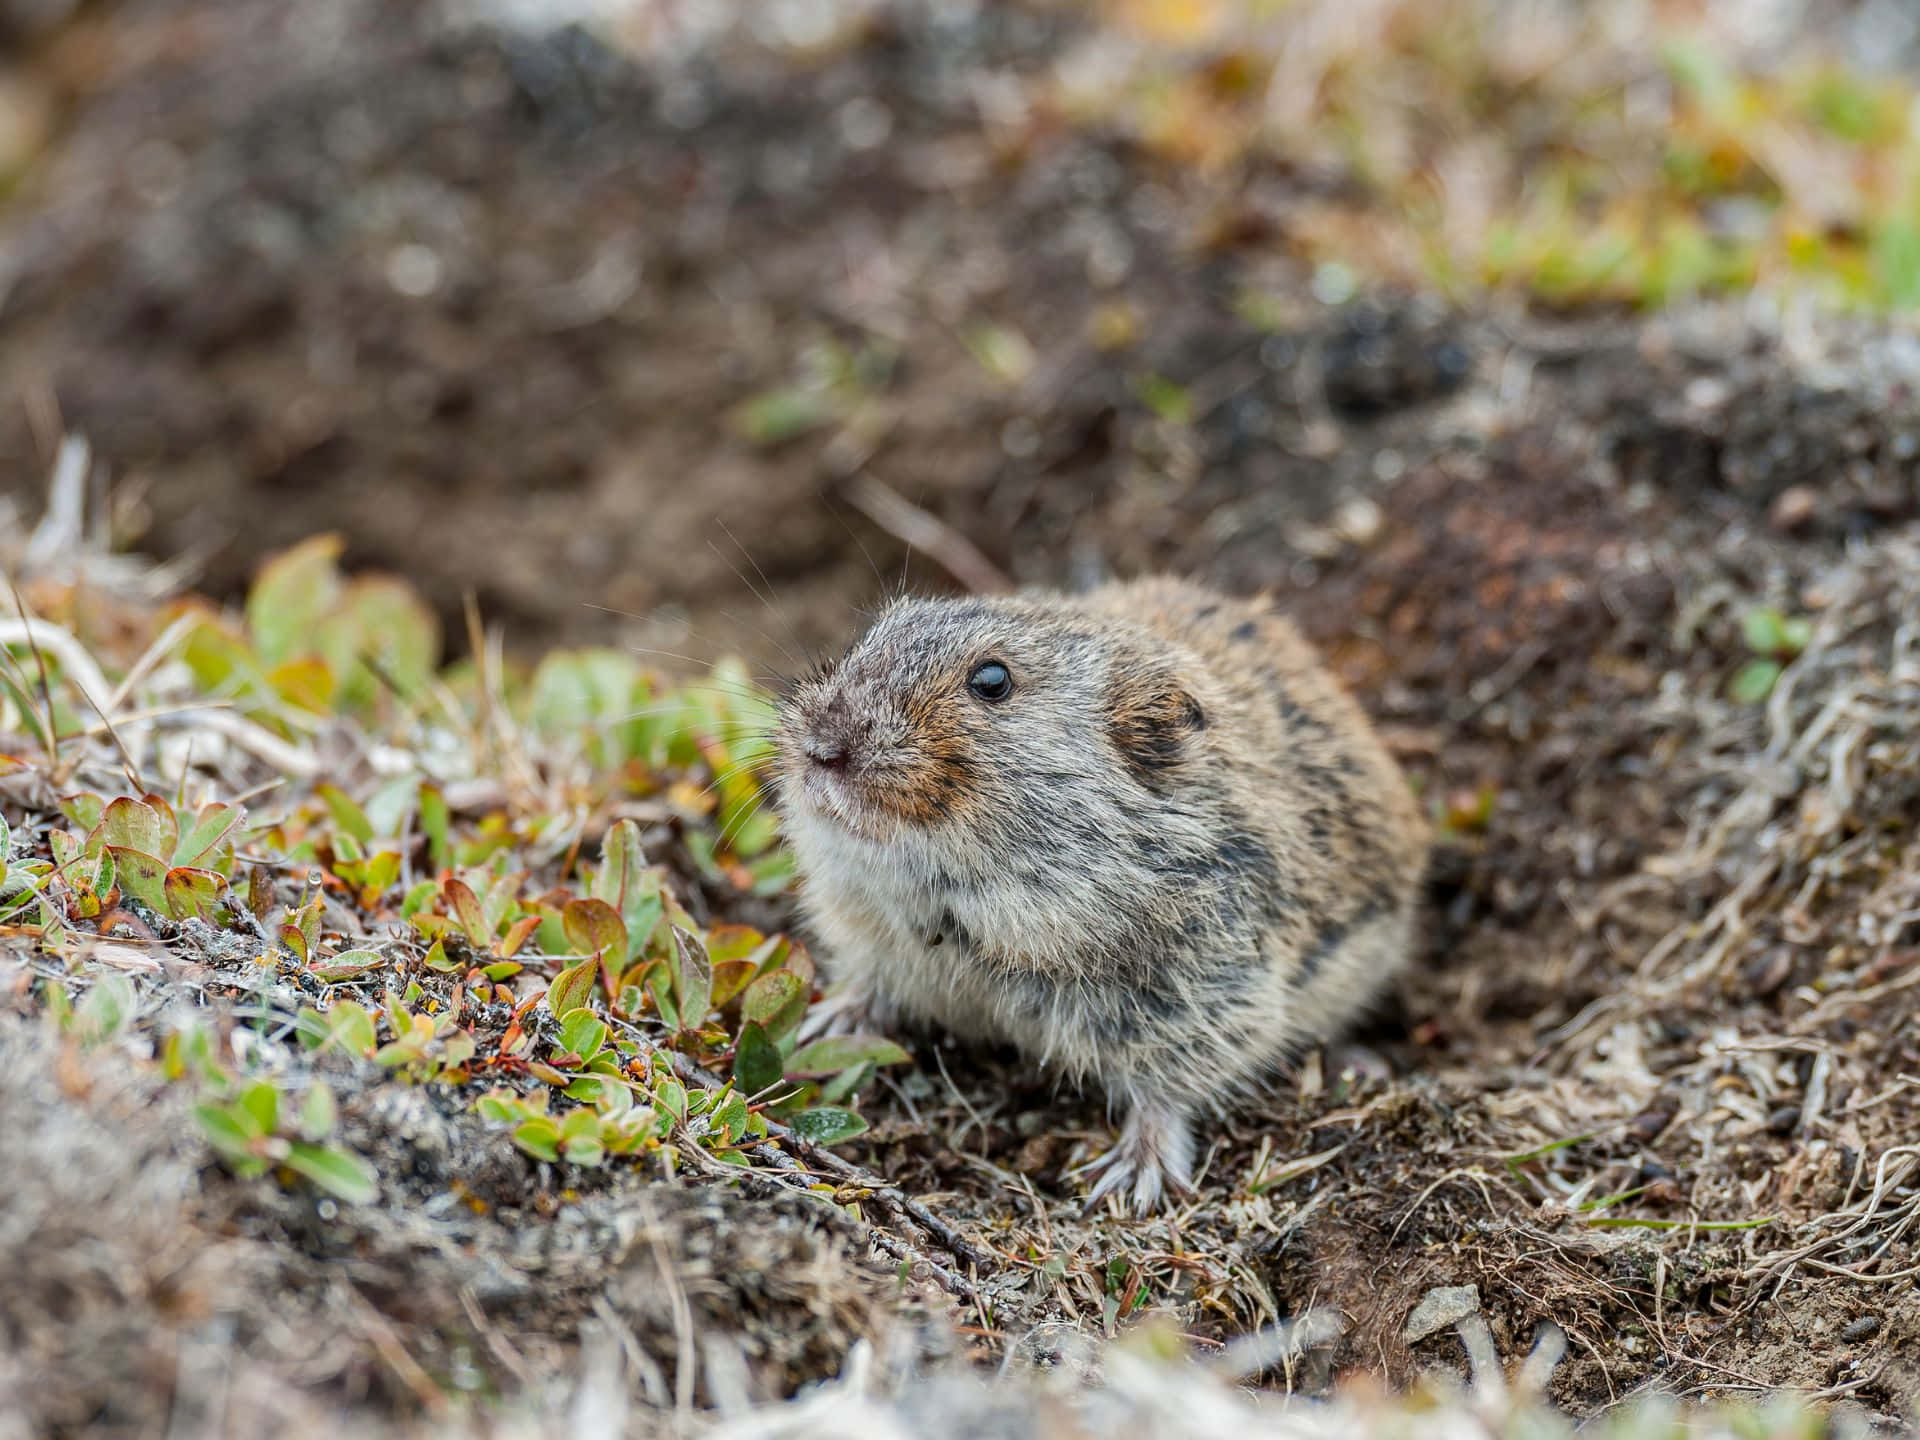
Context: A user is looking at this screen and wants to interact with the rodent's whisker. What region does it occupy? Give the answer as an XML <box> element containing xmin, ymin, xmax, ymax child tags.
<box><xmin>612</xmin><ymin>647</ymin><xmax>783</xmax><ymax>690</ymax></box>
<box><xmin>693</xmin><ymin>756</ymin><xmax>775</xmax><ymax>805</ymax></box>
<box><xmin>711</xmin><ymin>520</ymin><xmax>823</xmax><ymax>675</ymax></box>
<box><xmin>715</xmin><ymin>791</ymin><xmax>774</xmax><ymax>852</ymax></box>
<box><xmin>584</xmin><ymin>601</ymin><xmax>802</xmax><ymax>686</ymax></box>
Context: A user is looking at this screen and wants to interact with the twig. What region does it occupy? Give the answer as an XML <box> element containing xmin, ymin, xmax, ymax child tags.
<box><xmin>842</xmin><ymin>476</ymin><xmax>1012</xmax><ymax>596</ymax></box>
<box><xmin>668</xmin><ymin>1051</ymin><xmax>991</xmax><ymax>1298</ymax></box>
<box><xmin>342</xmin><ymin>1281</ymin><xmax>449</xmax><ymax>1417</ymax></box>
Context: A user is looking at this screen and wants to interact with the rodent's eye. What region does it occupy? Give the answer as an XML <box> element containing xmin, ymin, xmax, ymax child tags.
<box><xmin>967</xmin><ymin>660</ymin><xmax>1013</xmax><ymax>703</ymax></box>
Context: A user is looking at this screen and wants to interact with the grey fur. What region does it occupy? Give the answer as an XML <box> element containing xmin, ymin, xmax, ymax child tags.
<box><xmin>776</xmin><ymin>577</ymin><xmax>1430</xmax><ymax>1213</ymax></box>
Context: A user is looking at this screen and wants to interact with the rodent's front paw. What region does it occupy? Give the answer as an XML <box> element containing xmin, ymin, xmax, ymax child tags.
<box><xmin>797</xmin><ymin>983</ymin><xmax>897</xmax><ymax>1042</ymax></box>
<box><xmin>1074</xmin><ymin>1100</ymin><xmax>1195</xmax><ymax>1217</ymax></box>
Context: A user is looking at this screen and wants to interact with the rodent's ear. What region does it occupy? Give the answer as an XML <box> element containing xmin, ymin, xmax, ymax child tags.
<box><xmin>1108</xmin><ymin>672</ymin><xmax>1206</xmax><ymax>780</ymax></box>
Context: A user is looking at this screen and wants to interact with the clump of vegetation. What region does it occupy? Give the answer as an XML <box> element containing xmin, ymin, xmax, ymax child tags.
<box><xmin>2</xmin><ymin>527</ymin><xmax>905</xmax><ymax>1224</ymax></box>
<box><xmin>1060</xmin><ymin>0</ymin><xmax>1920</xmax><ymax>311</ymax></box>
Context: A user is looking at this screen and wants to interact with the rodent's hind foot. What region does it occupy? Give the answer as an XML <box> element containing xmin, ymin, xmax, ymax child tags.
<box><xmin>1073</xmin><ymin>1101</ymin><xmax>1196</xmax><ymax>1216</ymax></box>
<box><xmin>797</xmin><ymin>980</ymin><xmax>897</xmax><ymax>1043</ymax></box>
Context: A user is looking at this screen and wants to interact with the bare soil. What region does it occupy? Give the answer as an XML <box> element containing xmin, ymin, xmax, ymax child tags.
<box><xmin>7</xmin><ymin>0</ymin><xmax>1920</xmax><ymax>1429</ymax></box>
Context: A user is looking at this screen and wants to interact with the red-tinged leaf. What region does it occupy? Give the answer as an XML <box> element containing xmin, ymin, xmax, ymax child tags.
<box><xmin>247</xmin><ymin>866</ymin><xmax>274</xmax><ymax>919</ymax></box>
<box><xmin>783</xmin><ymin>940</ymin><xmax>816</xmax><ymax>987</ymax></box>
<box><xmin>784</xmin><ymin>1035</ymin><xmax>913</xmax><ymax>1077</ymax></box>
<box><xmin>47</xmin><ymin>828</ymin><xmax>81</xmax><ymax>869</ymax></box>
<box><xmin>107</xmin><ymin>847</ymin><xmax>169</xmax><ymax>912</ymax></box>
<box><xmin>703</xmin><ymin>924</ymin><xmax>767</xmax><ymax>963</ymax></box>
<box><xmin>562</xmin><ymin>897</ymin><xmax>628</xmax><ymax>963</ymax></box>
<box><xmin>95</xmin><ymin>797</ymin><xmax>168</xmax><ymax>860</ymax></box>
<box><xmin>547</xmin><ymin>958</ymin><xmax>597</xmax><ymax>1018</ymax></box>
<box><xmin>443</xmin><ymin>876</ymin><xmax>489</xmax><ymax>948</ymax></box>
<box><xmin>293</xmin><ymin>899</ymin><xmax>322</xmax><ymax>956</ymax></box>
<box><xmin>279</xmin><ymin>922</ymin><xmax>310</xmax><ymax>965</ymax></box>
<box><xmin>498</xmin><ymin>913</ymin><xmax>540</xmax><ymax>959</ymax></box>
<box><xmin>709</xmin><ymin>958</ymin><xmax>758</xmax><ymax>1010</ymax></box>
<box><xmin>138</xmin><ymin>794</ymin><xmax>181</xmax><ymax>865</ymax></box>
<box><xmin>163</xmin><ymin>866</ymin><xmax>226</xmax><ymax>922</ymax></box>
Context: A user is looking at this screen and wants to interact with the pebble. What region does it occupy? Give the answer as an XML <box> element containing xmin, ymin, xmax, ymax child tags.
<box><xmin>1402</xmin><ymin>1284</ymin><xmax>1480</xmax><ymax>1343</ymax></box>
<box><xmin>1768</xmin><ymin>485</ymin><xmax>1818</xmax><ymax>534</ymax></box>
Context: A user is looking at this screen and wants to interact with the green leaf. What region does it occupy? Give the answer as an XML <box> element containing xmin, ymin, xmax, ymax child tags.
<box><xmin>818</xmin><ymin>1060</ymin><xmax>875</xmax><ymax>1106</ymax></box>
<box><xmin>741</xmin><ymin>970</ymin><xmax>808</xmax><ymax>1050</ymax></box>
<box><xmin>73</xmin><ymin>973</ymin><xmax>135</xmax><ymax>1045</ymax></box>
<box><xmin>195</xmin><ymin>1103</ymin><xmax>264</xmax><ymax>1172</ymax></box>
<box><xmin>1742</xmin><ymin>607</ymin><xmax>1786</xmax><ymax>656</ymax></box>
<box><xmin>670</xmin><ymin>926</ymin><xmax>712</xmax><ymax>1029</ymax></box>
<box><xmin>593</xmin><ymin>822</ymin><xmax>662</xmax><ymax>956</ymax></box>
<box><xmin>1135</xmin><ymin>372</ymin><xmax>1193</xmax><ymax>425</ymax></box>
<box><xmin>57</xmin><ymin>793</ymin><xmax>104</xmax><ymax>833</ymax></box>
<box><xmin>561</xmin><ymin>1132</ymin><xmax>607</xmax><ymax>1167</ymax></box>
<box><xmin>731</xmin><ymin>383</ymin><xmax>833</xmax><ymax>448</ymax></box>
<box><xmin>320</xmin><ymin>575</ymin><xmax>441</xmax><ymax>708</ymax></box>
<box><xmin>784</xmin><ymin>1035</ymin><xmax>912</xmax><ymax>1078</ymax></box>
<box><xmin>310</xmin><ymin>949</ymin><xmax>385</xmax><ymax>984</ymax></box>
<box><xmin>107</xmin><ymin>847</ymin><xmax>169</xmax><ymax>912</ymax></box>
<box><xmin>710</xmin><ymin>1088</ymin><xmax>750</xmax><ymax>1145</ymax></box>
<box><xmin>173</xmin><ymin>802</ymin><xmax>244</xmax><ymax>870</ymax></box>
<box><xmin>284</xmin><ymin>1142</ymin><xmax>379</xmax><ymax>1204</ymax></box>
<box><xmin>557</xmin><ymin>1008</ymin><xmax>609</xmax><ymax>1062</ymax></box>
<box><xmin>786</xmin><ymin>1107</ymin><xmax>871</xmax><ymax>1145</ymax></box>
<box><xmin>547</xmin><ymin>959</ymin><xmax>598</xmax><ymax>1018</ymax></box>
<box><xmin>1730</xmin><ymin>658</ymin><xmax>1783</xmax><ymax>704</ymax></box>
<box><xmin>247</xmin><ymin>534</ymin><xmax>345</xmax><ymax>667</ymax></box>
<box><xmin>419</xmin><ymin>783</ymin><xmax>450</xmax><ymax>874</ymax></box>
<box><xmin>297</xmin><ymin>1082</ymin><xmax>338</xmax><ymax>1141</ymax></box>
<box><xmin>733</xmin><ymin>1021</ymin><xmax>786</xmax><ymax>1096</ymax></box>
<box><xmin>512</xmin><ymin>1117</ymin><xmax>562</xmax><ymax>1163</ymax></box>
<box><xmin>316</xmin><ymin>784</ymin><xmax>375</xmax><ymax>846</ymax></box>
<box><xmin>655</xmin><ymin>1078</ymin><xmax>688</xmax><ymax>1124</ymax></box>
<box><xmin>315</xmin><ymin>1001</ymin><xmax>377</xmax><ymax>1056</ymax></box>
<box><xmin>477</xmin><ymin>1090</ymin><xmax>536</xmax><ymax>1125</ymax></box>
<box><xmin>238</xmin><ymin>1080</ymin><xmax>280</xmax><ymax>1139</ymax></box>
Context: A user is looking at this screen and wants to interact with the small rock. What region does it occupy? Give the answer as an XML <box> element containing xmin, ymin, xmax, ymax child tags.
<box><xmin>1769</xmin><ymin>485</ymin><xmax>1819</xmax><ymax>534</ymax></box>
<box><xmin>1333</xmin><ymin>496</ymin><xmax>1383</xmax><ymax>546</ymax></box>
<box><xmin>1403</xmin><ymin>1284</ymin><xmax>1480</xmax><ymax>1343</ymax></box>
<box><xmin>1841</xmin><ymin>1315</ymin><xmax>1882</xmax><ymax>1343</ymax></box>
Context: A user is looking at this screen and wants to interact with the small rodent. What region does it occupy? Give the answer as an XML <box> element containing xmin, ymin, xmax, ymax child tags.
<box><xmin>775</xmin><ymin>576</ymin><xmax>1428</xmax><ymax>1212</ymax></box>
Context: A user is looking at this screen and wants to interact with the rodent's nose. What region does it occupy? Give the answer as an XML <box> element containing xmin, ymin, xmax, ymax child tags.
<box><xmin>803</xmin><ymin>733</ymin><xmax>852</xmax><ymax>772</ymax></box>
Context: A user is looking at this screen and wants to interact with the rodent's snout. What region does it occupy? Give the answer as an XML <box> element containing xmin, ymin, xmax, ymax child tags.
<box><xmin>802</xmin><ymin>732</ymin><xmax>851</xmax><ymax>772</ymax></box>
<box><xmin>801</xmin><ymin>694</ymin><xmax>865</xmax><ymax>774</ymax></box>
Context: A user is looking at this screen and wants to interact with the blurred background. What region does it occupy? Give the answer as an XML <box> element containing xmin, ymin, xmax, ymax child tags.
<box><xmin>2</xmin><ymin>0</ymin><xmax>1919</xmax><ymax>668</ymax></box>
